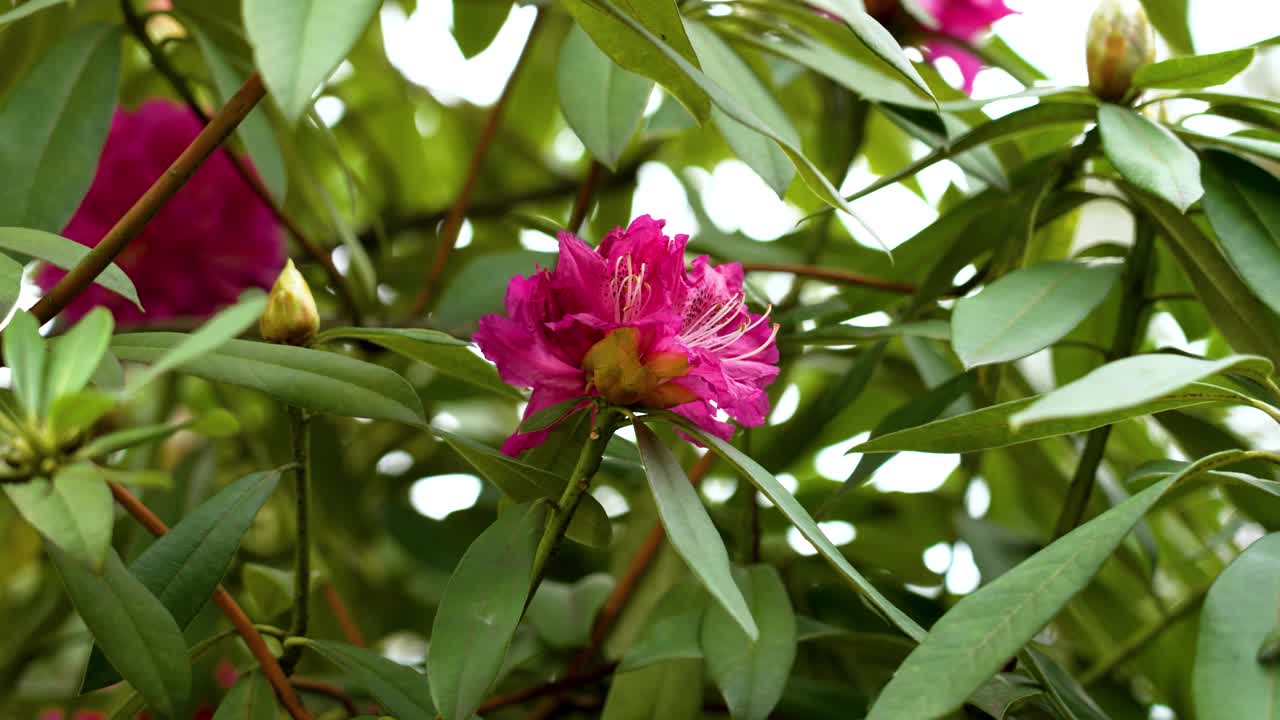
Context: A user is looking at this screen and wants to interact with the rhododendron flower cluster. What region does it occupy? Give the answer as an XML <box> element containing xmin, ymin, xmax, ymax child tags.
<box><xmin>475</xmin><ymin>216</ymin><xmax>780</xmax><ymax>455</ymax></box>
<box><xmin>38</xmin><ymin>100</ymin><xmax>284</xmax><ymax>324</ymax></box>
<box><xmin>917</xmin><ymin>0</ymin><xmax>1016</xmax><ymax>91</ymax></box>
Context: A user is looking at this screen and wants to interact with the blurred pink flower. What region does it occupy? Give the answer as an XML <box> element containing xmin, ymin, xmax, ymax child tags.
<box><xmin>475</xmin><ymin>215</ymin><xmax>780</xmax><ymax>455</ymax></box>
<box><xmin>38</xmin><ymin>99</ymin><xmax>284</xmax><ymax>324</ymax></box>
<box><xmin>214</xmin><ymin>659</ymin><xmax>240</xmax><ymax>690</ymax></box>
<box><xmin>917</xmin><ymin>0</ymin><xmax>1016</xmax><ymax>91</ymax></box>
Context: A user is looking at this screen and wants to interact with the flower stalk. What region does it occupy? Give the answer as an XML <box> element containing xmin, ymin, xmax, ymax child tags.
<box><xmin>280</xmin><ymin>405</ymin><xmax>312</xmax><ymax>675</ymax></box>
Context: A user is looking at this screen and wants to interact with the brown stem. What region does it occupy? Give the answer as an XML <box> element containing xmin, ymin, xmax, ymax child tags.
<box><xmin>477</xmin><ymin>663</ymin><xmax>619</xmax><ymax>714</ymax></box>
<box><xmin>322</xmin><ymin>581</ymin><xmax>367</xmax><ymax>648</ymax></box>
<box><xmin>119</xmin><ymin>1</ymin><xmax>362</xmax><ymax>323</ymax></box>
<box><xmin>568</xmin><ymin>161</ymin><xmax>608</xmax><ymax>234</ymax></box>
<box><xmin>738</xmin><ymin>262</ymin><xmax>918</xmax><ymax>294</ymax></box>
<box><xmin>108</xmin><ymin>481</ymin><xmax>315</xmax><ymax>720</ymax></box>
<box><xmin>30</xmin><ymin>74</ymin><xmax>266</xmax><ymax>324</ymax></box>
<box><xmin>410</xmin><ymin>10</ymin><xmax>546</xmax><ymax>316</ymax></box>
<box><xmin>292</xmin><ymin>677</ymin><xmax>360</xmax><ymax>715</ymax></box>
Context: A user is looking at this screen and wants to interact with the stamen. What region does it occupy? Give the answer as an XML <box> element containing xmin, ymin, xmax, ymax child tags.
<box><xmin>726</xmin><ymin>323</ymin><xmax>780</xmax><ymax>361</ymax></box>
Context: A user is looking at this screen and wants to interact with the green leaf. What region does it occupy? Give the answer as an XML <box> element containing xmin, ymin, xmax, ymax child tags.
<box><xmin>5</xmin><ymin>463</ymin><xmax>112</xmax><ymax>572</ymax></box>
<box><xmin>652</xmin><ymin>415</ymin><xmax>925</xmax><ymax>642</ymax></box>
<box><xmin>429</xmin><ymin>502</ymin><xmax>547</xmax><ymax>720</ymax></box>
<box><xmin>953</xmin><ymin>260</ymin><xmax>1123</xmax><ymax>369</ymax></box>
<box><xmin>304</xmin><ymin>639</ymin><xmax>436</xmax><ymax>719</ymax></box>
<box><xmin>685</xmin><ymin>22</ymin><xmax>796</xmax><ymax>197</ymax></box>
<box><xmin>562</xmin><ymin>0</ymin><xmax>709</xmax><ymax>122</ymax></box>
<box><xmin>50</xmin><ymin>547</ymin><xmax>190</xmax><ymax>718</ymax></box>
<box><xmin>521</xmin><ymin>398</ymin><xmax>588</xmax><ymax>433</ymax></box>
<box><xmin>527</xmin><ymin>573</ymin><xmax>615</xmax><ymax>649</ymax></box>
<box><xmin>48</xmin><ymin>390</ymin><xmax>115</xmax><ymax>441</ymax></box>
<box><xmin>81</xmin><ymin>470</ymin><xmax>281</xmax><ymax>692</ymax></box>
<box><xmin>4</xmin><ymin>310</ymin><xmax>46</xmax><ymax>417</ymax></box>
<box><xmin>433</xmin><ymin>429</ymin><xmax>612</xmax><ymax>548</ymax></box>
<box><xmin>243</xmin><ymin>0</ymin><xmax>382</xmax><ymax>123</ymax></box>
<box><xmin>212</xmin><ymin>672</ymin><xmax>278</xmax><ymax>720</ymax></box>
<box><xmin>0</xmin><ymin>227</ymin><xmax>141</xmax><ymax>310</ymax></box>
<box><xmin>1099</xmin><ymin>104</ymin><xmax>1203</xmax><ymax>212</ymax></box>
<box><xmin>784</xmin><ymin>320</ymin><xmax>950</xmax><ymax>347</ymax></box>
<box><xmin>111</xmin><ymin>334</ymin><xmax>427</xmax><ymax>426</ymax></box>
<box><xmin>1200</xmin><ymin>151</ymin><xmax>1280</xmax><ymax>318</ymax></box>
<box><xmin>1138</xmin><ymin>0</ymin><xmax>1194</xmax><ymax>55</ymax></box>
<box><xmin>558</xmin><ymin>24</ymin><xmax>654</xmax><ymax>170</ymax></box>
<box><xmin>635</xmin><ymin>422</ymin><xmax>757</xmax><ymax>640</ymax></box>
<box><xmin>602</xmin><ymin>659</ymin><xmax>704</xmax><ymax>720</ymax></box>
<box><xmin>1176</xmin><ymin>127</ymin><xmax>1280</xmax><ymax>162</ymax></box>
<box><xmin>618</xmin><ymin>580</ymin><xmax>709</xmax><ymax>672</ymax></box>
<box><xmin>1134</xmin><ymin>48</ymin><xmax>1255</xmax><ymax>89</ymax></box>
<box><xmin>1022</xmin><ymin>647</ymin><xmax>1110</xmax><ymax>720</ymax></box>
<box><xmin>1010</xmin><ymin>354</ymin><xmax>1271</xmax><ymax>428</ymax></box>
<box><xmin>701</xmin><ymin>565</ymin><xmax>796</xmax><ymax>720</ymax></box>
<box><xmin>0</xmin><ymin>253</ymin><xmax>23</xmax><ymax>320</ymax></box>
<box><xmin>1195</xmin><ymin>532</ymin><xmax>1280</xmax><ymax>718</ymax></box>
<box><xmin>45</xmin><ymin>308</ymin><xmax>113</xmax><ymax>407</ymax></box>
<box><xmin>806</xmin><ymin>0</ymin><xmax>934</xmax><ymax>102</ymax></box>
<box><xmin>0</xmin><ymin>0</ymin><xmax>69</xmax><ymax>27</ymax></box>
<box><xmin>453</xmin><ymin>0</ymin><xmax>511</xmax><ymax>58</ymax></box>
<box><xmin>0</xmin><ymin>24</ymin><xmax>120</xmax><ymax>232</ymax></box>
<box><xmin>126</xmin><ymin>291</ymin><xmax>267</xmax><ymax>395</ymax></box>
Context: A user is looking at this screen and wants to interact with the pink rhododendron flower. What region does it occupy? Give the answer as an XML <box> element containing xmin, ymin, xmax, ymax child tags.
<box><xmin>475</xmin><ymin>216</ymin><xmax>780</xmax><ymax>455</ymax></box>
<box><xmin>38</xmin><ymin>100</ymin><xmax>284</xmax><ymax>324</ymax></box>
<box><xmin>916</xmin><ymin>0</ymin><xmax>1016</xmax><ymax>91</ymax></box>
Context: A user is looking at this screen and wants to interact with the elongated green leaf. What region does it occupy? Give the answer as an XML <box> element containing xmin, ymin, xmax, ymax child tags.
<box><xmin>5</xmin><ymin>464</ymin><xmax>111</xmax><ymax>571</ymax></box>
<box><xmin>1135</xmin><ymin>48</ymin><xmax>1255</xmax><ymax>89</ymax></box>
<box><xmin>784</xmin><ymin>319</ymin><xmax>950</xmax><ymax>346</ymax></box>
<box><xmin>0</xmin><ymin>253</ymin><xmax>22</xmax><ymax>320</ymax></box>
<box><xmin>4</xmin><ymin>310</ymin><xmax>46</xmax><ymax>417</ymax></box>
<box><xmin>953</xmin><ymin>260</ymin><xmax>1123</xmax><ymax>369</ymax></box>
<box><xmin>1099</xmin><ymin>104</ymin><xmax>1203</xmax><ymax>212</ymax></box>
<box><xmin>49</xmin><ymin>390</ymin><xmax>115</xmax><ymax>441</ymax></box>
<box><xmin>111</xmin><ymin>334</ymin><xmax>426</xmax><ymax>426</ymax></box>
<box><xmin>243</xmin><ymin>0</ymin><xmax>381</xmax><ymax>122</ymax></box>
<box><xmin>0</xmin><ymin>0</ymin><xmax>68</xmax><ymax>26</ymax></box>
<box><xmin>521</xmin><ymin>399</ymin><xmax>588</xmax><ymax>432</ymax></box>
<box><xmin>686</xmin><ymin>22</ymin><xmax>796</xmax><ymax>197</ymax></box>
<box><xmin>635</xmin><ymin>423</ymin><xmax>757</xmax><ymax>639</ymax></box>
<box><xmin>701</xmin><ymin>565</ymin><xmax>796</xmax><ymax>720</ymax></box>
<box><xmin>527</xmin><ymin>573</ymin><xmax>615</xmax><ymax>649</ymax></box>
<box><xmin>0</xmin><ymin>24</ymin><xmax>120</xmax><ymax>232</ymax></box>
<box><xmin>213</xmin><ymin>672</ymin><xmax>277</xmax><ymax>720</ymax></box>
<box><xmin>618</xmin><ymin>580</ymin><xmax>708</xmax><ymax>672</ymax></box>
<box><xmin>82</xmin><ymin>470</ymin><xmax>280</xmax><ymax>691</ymax></box>
<box><xmin>650</xmin><ymin>415</ymin><xmax>925</xmax><ymax>642</ymax></box>
<box><xmin>806</xmin><ymin>0</ymin><xmax>934</xmax><ymax>102</ymax></box>
<box><xmin>50</xmin><ymin>547</ymin><xmax>190</xmax><ymax>718</ymax></box>
<box><xmin>1200</xmin><ymin>151</ymin><xmax>1280</xmax><ymax>317</ymax></box>
<box><xmin>1176</xmin><ymin>128</ymin><xmax>1280</xmax><ymax>162</ymax></box>
<box><xmin>1022</xmin><ymin>648</ymin><xmax>1109</xmax><ymax>720</ymax></box>
<box><xmin>0</xmin><ymin>227</ymin><xmax>141</xmax><ymax>310</ymax></box>
<box><xmin>602</xmin><ymin>659</ymin><xmax>704</xmax><ymax>720</ymax></box>
<box><xmin>127</xmin><ymin>292</ymin><xmax>267</xmax><ymax>394</ymax></box>
<box><xmin>45</xmin><ymin>308</ymin><xmax>112</xmax><ymax>407</ymax></box>
<box><xmin>433</xmin><ymin>429</ymin><xmax>611</xmax><ymax>548</ymax></box>
<box><xmin>454</xmin><ymin>0</ymin><xmax>511</xmax><ymax>58</ymax></box>
<box><xmin>558</xmin><ymin>24</ymin><xmax>654</xmax><ymax>170</ymax></box>
<box><xmin>1011</xmin><ymin>354</ymin><xmax>1271</xmax><ymax>427</ymax></box>
<box><xmin>1194</xmin><ymin>532</ymin><xmax>1280</xmax><ymax>719</ymax></box>
<box><xmin>304</xmin><ymin>639</ymin><xmax>435</xmax><ymax>718</ymax></box>
<box><xmin>429</xmin><ymin>502</ymin><xmax>547</xmax><ymax>720</ymax></box>
<box><xmin>1138</xmin><ymin>0</ymin><xmax>1194</xmax><ymax>55</ymax></box>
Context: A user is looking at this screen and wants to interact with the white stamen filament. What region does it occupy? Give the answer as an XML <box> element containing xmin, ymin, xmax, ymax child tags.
<box><xmin>726</xmin><ymin>323</ymin><xmax>780</xmax><ymax>361</ymax></box>
<box><xmin>609</xmin><ymin>256</ymin><xmax>650</xmax><ymax>323</ymax></box>
<box><xmin>680</xmin><ymin>293</ymin><xmax>776</xmax><ymax>361</ymax></box>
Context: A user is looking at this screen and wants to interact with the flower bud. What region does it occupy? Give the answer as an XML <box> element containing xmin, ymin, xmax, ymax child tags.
<box><xmin>582</xmin><ymin>327</ymin><xmax>694</xmax><ymax>409</ymax></box>
<box><xmin>260</xmin><ymin>259</ymin><xmax>319</xmax><ymax>346</ymax></box>
<box><xmin>1086</xmin><ymin>0</ymin><xmax>1155</xmax><ymax>102</ymax></box>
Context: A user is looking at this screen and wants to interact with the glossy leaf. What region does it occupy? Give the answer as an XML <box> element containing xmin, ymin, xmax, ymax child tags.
<box><xmin>126</xmin><ymin>291</ymin><xmax>267</xmax><ymax>394</ymax></box>
<box><xmin>5</xmin><ymin>464</ymin><xmax>111</xmax><ymax>572</ymax></box>
<box><xmin>1099</xmin><ymin>104</ymin><xmax>1203</xmax><ymax>212</ymax></box>
<box><xmin>701</xmin><ymin>565</ymin><xmax>796</xmax><ymax>720</ymax></box>
<box><xmin>0</xmin><ymin>24</ymin><xmax>120</xmax><ymax>232</ymax></box>
<box><xmin>953</xmin><ymin>260</ymin><xmax>1123</xmax><ymax>369</ymax></box>
<box><xmin>429</xmin><ymin>502</ymin><xmax>547</xmax><ymax>720</ymax></box>
<box><xmin>1200</xmin><ymin>151</ymin><xmax>1280</xmax><ymax>317</ymax></box>
<box><xmin>1134</xmin><ymin>48</ymin><xmax>1255</xmax><ymax>89</ymax></box>
<box><xmin>558</xmin><ymin>24</ymin><xmax>654</xmax><ymax>170</ymax></box>
<box><xmin>243</xmin><ymin>0</ymin><xmax>382</xmax><ymax>122</ymax></box>
<box><xmin>111</xmin><ymin>334</ymin><xmax>427</xmax><ymax>426</ymax></box>
<box><xmin>304</xmin><ymin>639</ymin><xmax>436</xmax><ymax>719</ymax></box>
<box><xmin>635</xmin><ymin>422</ymin><xmax>757</xmax><ymax>639</ymax></box>
<box><xmin>44</xmin><ymin>308</ymin><xmax>113</xmax><ymax>407</ymax></box>
<box><xmin>4</xmin><ymin>310</ymin><xmax>46</xmax><ymax>417</ymax></box>
<box><xmin>0</xmin><ymin>227</ymin><xmax>141</xmax><ymax>310</ymax></box>
<box><xmin>212</xmin><ymin>672</ymin><xmax>277</xmax><ymax>720</ymax></box>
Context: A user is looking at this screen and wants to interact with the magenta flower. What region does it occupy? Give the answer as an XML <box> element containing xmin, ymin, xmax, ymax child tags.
<box><xmin>916</xmin><ymin>0</ymin><xmax>1016</xmax><ymax>91</ymax></box>
<box><xmin>37</xmin><ymin>99</ymin><xmax>285</xmax><ymax>324</ymax></box>
<box><xmin>475</xmin><ymin>216</ymin><xmax>780</xmax><ymax>456</ymax></box>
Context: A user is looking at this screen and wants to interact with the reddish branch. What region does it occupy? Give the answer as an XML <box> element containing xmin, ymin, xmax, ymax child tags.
<box><xmin>739</xmin><ymin>262</ymin><xmax>918</xmax><ymax>294</ymax></box>
<box><xmin>477</xmin><ymin>662</ymin><xmax>619</xmax><ymax>714</ymax></box>
<box><xmin>568</xmin><ymin>161</ymin><xmax>608</xmax><ymax>234</ymax></box>
<box><xmin>322</xmin><ymin>581</ymin><xmax>368</xmax><ymax>648</ymax></box>
<box><xmin>291</xmin><ymin>677</ymin><xmax>360</xmax><ymax>715</ymax></box>
<box><xmin>108</xmin><ymin>482</ymin><xmax>315</xmax><ymax>720</ymax></box>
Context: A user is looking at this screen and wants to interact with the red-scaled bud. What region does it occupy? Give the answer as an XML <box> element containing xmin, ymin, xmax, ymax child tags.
<box><xmin>260</xmin><ymin>259</ymin><xmax>319</xmax><ymax>346</ymax></box>
<box><xmin>1087</xmin><ymin>0</ymin><xmax>1155</xmax><ymax>102</ymax></box>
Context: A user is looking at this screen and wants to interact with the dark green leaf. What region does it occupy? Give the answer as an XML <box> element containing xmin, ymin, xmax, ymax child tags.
<box><xmin>212</xmin><ymin>672</ymin><xmax>278</xmax><ymax>720</ymax></box>
<box><xmin>453</xmin><ymin>0</ymin><xmax>511</xmax><ymax>58</ymax></box>
<box><xmin>521</xmin><ymin>399</ymin><xmax>588</xmax><ymax>433</ymax></box>
<box><xmin>1200</xmin><ymin>151</ymin><xmax>1280</xmax><ymax>317</ymax></box>
<box><xmin>701</xmin><ymin>565</ymin><xmax>796</xmax><ymax>720</ymax></box>
<box><xmin>126</xmin><ymin>291</ymin><xmax>268</xmax><ymax>394</ymax></box>
<box><xmin>558</xmin><ymin>24</ymin><xmax>654</xmax><ymax>170</ymax></box>
<box><xmin>1134</xmin><ymin>48</ymin><xmax>1255</xmax><ymax>89</ymax></box>
<box><xmin>0</xmin><ymin>227</ymin><xmax>141</xmax><ymax>310</ymax></box>
<box><xmin>0</xmin><ymin>0</ymin><xmax>69</xmax><ymax>26</ymax></box>
<box><xmin>305</xmin><ymin>639</ymin><xmax>436</xmax><ymax>719</ymax></box>
<box><xmin>1099</xmin><ymin>104</ymin><xmax>1203</xmax><ymax>212</ymax></box>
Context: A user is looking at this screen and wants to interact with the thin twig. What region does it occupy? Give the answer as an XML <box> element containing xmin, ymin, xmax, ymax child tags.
<box><xmin>322</xmin><ymin>582</ymin><xmax>367</xmax><ymax>648</ymax></box>
<box><xmin>568</xmin><ymin>161</ymin><xmax>607</xmax><ymax>235</ymax></box>
<box><xmin>738</xmin><ymin>262</ymin><xmax>918</xmax><ymax>294</ymax></box>
<box><xmin>108</xmin><ymin>481</ymin><xmax>315</xmax><ymax>720</ymax></box>
<box><xmin>292</xmin><ymin>677</ymin><xmax>360</xmax><ymax>716</ymax></box>
<box><xmin>410</xmin><ymin>10</ymin><xmax>547</xmax><ymax>316</ymax></box>
<box><xmin>281</xmin><ymin>407</ymin><xmax>313</xmax><ymax>675</ymax></box>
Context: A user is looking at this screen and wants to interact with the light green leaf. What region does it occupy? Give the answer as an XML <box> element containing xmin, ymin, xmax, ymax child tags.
<box><xmin>429</xmin><ymin>502</ymin><xmax>547</xmax><ymax>720</ymax></box>
<box><xmin>243</xmin><ymin>0</ymin><xmax>382</xmax><ymax>123</ymax></box>
<box><xmin>1201</xmin><ymin>151</ymin><xmax>1280</xmax><ymax>317</ymax></box>
<box><xmin>527</xmin><ymin>573</ymin><xmax>615</xmax><ymax>649</ymax></box>
<box><xmin>304</xmin><ymin>639</ymin><xmax>436</xmax><ymax>719</ymax></box>
<box><xmin>635</xmin><ymin>422</ymin><xmax>757</xmax><ymax>640</ymax></box>
<box><xmin>701</xmin><ymin>565</ymin><xmax>796</xmax><ymax>720</ymax></box>
<box><xmin>0</xmin><ymin>253</ymin><xmax>22</xmax><ymax>320</ymax></box>
<box><xmin>45</xmin><ymin>308</ymin><xmax>113</xmax><ymax>407</ymax></box>
<box><xmin>48</xmin><ymin>390</ymin><xmax>115</xmax><ymax>441</ymax></box>
<box><xmin>111</xmin><ymin>334</ymin><xmax>427</xmax><ymax>426</ymax></box>
<box><xmin>453</xmin><ymin>0</ymin><xmax>511</xmax><ymax>58</ymax></box>
<box><xmin>0</xmin><ymin>24</ymin><xmax>120</xmax><ymax>232</ymax></box>
<box><xmin>0</xmin><ymin>227</ymin><xmax>141</xmax><ymax>310</ymax></box>
<box><xmin>1194</xmin><ymin>532</ymin><xmax>1280</xmax><ymax>719</ymax></box>
<box><xmin>125</xmin><ymin>291</ymin><xmax>267</xmax><ymax>395</ymax></box>
<box><xmin>50</xmin><ymin>547</ymin><xmax>190</xmax><ymax>718</ymax></box>
<box><xmin>1176</xmin><ymin>128</ymin><xmax>1280</xmax><ymax>162</ymax></box>
<box><xmin>558</xmin><ymin>24</ymin><xmax>654</xmax><ymax>170</ymax></box>
<box><xmin>953</xmin><ymin>260</ymin><xmax>1123</xmax><ymax>369</ymax></box>
<box><xmin>212</xmin><ymin>672</ymin><xmax>278</xmax><ymax>720</ymax></box>
<box><xmin>1099</xmin><ymin>104</ymin><xmax>1203</xmax><ymax>212</ymax></box>
<box><xmin>1010</xmin><ymin>354</ymin><xmax>1271</xmax><ymax>428</ymax></box>
<box><xmin>602</xmin><ymin>659</ymin><xmax>704</xmax><ymax>720</ymax></box>
<box><xmin>5</xmin><ymin>463</ymin><xmax>112</xmax><ymax>572</ymax></box>
<box><xmin>0</xmin><ymin>0</ymin><xmax>69</xmax><ymax>26</ymax></box>
<box><xmin>4</xmin><ymin>310</ymin><xmax>46</xmax><ymax>418</ymax></box>
<box><xmin>1134</xmin><ymin>48</ymin><xmax>1255</xmax><ymax>89</ymax></box>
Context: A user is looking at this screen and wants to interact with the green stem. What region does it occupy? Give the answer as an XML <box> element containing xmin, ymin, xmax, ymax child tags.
<box><xmin>1079</xmin><ymin>584</ymin><xmax>1210</xmax><ymax>686</ymax></box>
<box><xmin>1053</xmin><ymin>218</ymin><xmax>1156</xmax><ymax>539</ymax></box>
<box><xmin>280</xmin><ymin>406</ymin><xmax>312</xmax><ymax>675</ymax></box>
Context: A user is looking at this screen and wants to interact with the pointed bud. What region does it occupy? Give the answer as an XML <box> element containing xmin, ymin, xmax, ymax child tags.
<box><xmin>260</xmin><ymin>259</ymin><xmax>319</xmax><ymax>346</ymax></box>
<box><xmin>1086</xmin><ymin>0</ymin><xmax>1155</xmax><ymax>102</ymax></box>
